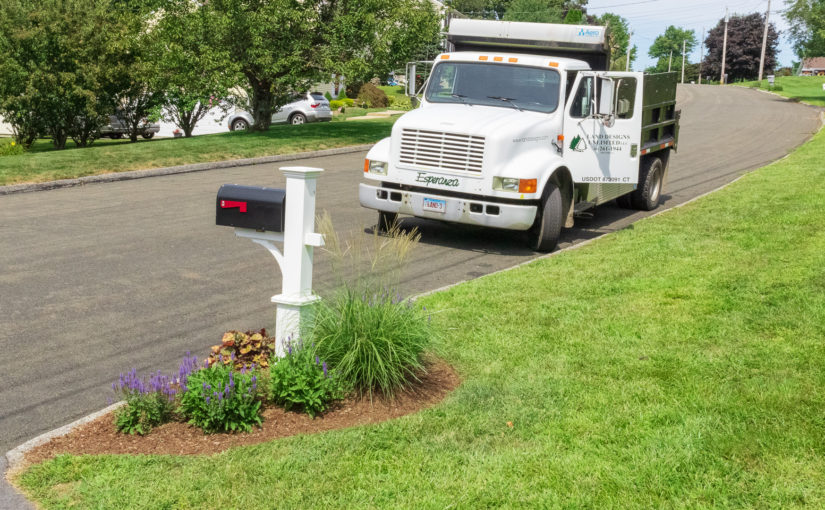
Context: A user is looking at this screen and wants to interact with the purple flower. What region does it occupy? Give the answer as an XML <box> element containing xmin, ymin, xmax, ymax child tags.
<box><xmin>315</xmin><ymin>356</ymin><xmax>320</xmax><ymax>365</ymax></box>
<box><xmin>322</xmin><ymin>362</ymin><xmax>328</xmax><ymax>378</ymax></box>
<box><xmin>206</xmin><ymin>396</ymin><xmax>210</xmax><ymax>404</ymax></box>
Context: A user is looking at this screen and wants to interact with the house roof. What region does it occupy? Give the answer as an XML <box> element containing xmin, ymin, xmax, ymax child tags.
<box><xmin>801</xmin><ymin>57</ymin><xmax>825</xmax><ymax>70</ymax></box>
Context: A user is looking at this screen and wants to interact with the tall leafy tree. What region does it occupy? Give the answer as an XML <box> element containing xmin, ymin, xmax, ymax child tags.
<box><xmin>154</xmin><ymin>2</ymin><xmax>241</xmax><ymax>137</ymax></box>
<box><xmin>503</xmin><ymin>0</ymin><xmax>588</xmax><ymax>23</ymax></box>
<box><xmin>784</xmin><ymin>0</ymin><xmax>825</xmax><ymax>59</ymax></box>
<box><xmin>0</xmin><ymin>0</ymin><xmax>138</xmax><ymax>148</ymax></box>
<box><xmin>449</xmin><ymin>0</ymin><xmax>512</xmax><ymax>19</ymax></box>
<box><xmin>702</xmin><ymin>13</ymin><xmax>779</xmax><ymax>82</ymax></box>
<box><xmin>599</xmin><ymin>12</ymin><xmax>637</xmax><ymax>71</ymax></box>
<box><xmin>647</xmin><ymin>26</ymin><xmax>697</xmax><ymax>73</ymax></box>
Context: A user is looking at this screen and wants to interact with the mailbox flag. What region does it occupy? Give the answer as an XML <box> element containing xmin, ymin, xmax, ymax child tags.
<box><xmin>220</xmin><ymin>200</ymin><xmax>247</xmax><ymax>213</ymax></box>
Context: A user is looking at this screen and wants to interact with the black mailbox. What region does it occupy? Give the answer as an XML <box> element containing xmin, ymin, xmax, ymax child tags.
<box><xmin>216</xmin><ymin>184</ymin><xmax>286</xmax><ymax>232</ymax></box>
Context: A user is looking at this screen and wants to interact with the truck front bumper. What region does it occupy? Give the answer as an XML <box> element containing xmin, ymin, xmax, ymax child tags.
<box><xmin>359</xmin><ymin>183</ymin><xmax>538</xmax><ymax>231</ymax></box>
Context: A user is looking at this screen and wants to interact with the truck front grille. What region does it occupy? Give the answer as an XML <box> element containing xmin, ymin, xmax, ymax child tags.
<box><xmin>399</xmin><ymin>129</ymin><xmax>485</xmax><ymax>173</ymax></box>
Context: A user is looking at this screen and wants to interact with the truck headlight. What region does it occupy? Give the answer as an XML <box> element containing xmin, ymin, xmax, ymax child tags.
<box><xmin>493</xmin><ymin>177</ymin><xmax>536</xmax><ymax>193</ymax></box>
<box><xmin>364</xmin><ymin>159</ymin><xmax>388</xmax><ymax>175</ymax></box>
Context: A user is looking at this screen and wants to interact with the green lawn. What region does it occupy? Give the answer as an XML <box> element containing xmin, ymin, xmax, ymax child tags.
<box><xmin>737</xmin><ymin>75</ymin><xmax>825</xmax><ymax>107</ymax></box>
<box><xmin>0</xmin><ymin>117</ymin><xmax>396</xmax><ymax>186</ymax></box>
<box><xmin>16</xmin><ymin>125</ymin><xmax>825</xmax><ymax>506</ymax></box>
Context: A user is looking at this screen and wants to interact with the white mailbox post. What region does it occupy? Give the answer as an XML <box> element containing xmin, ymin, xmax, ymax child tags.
<box><xmin>230</xmin><ymin>166</ymin><xmax>324</xmax><ymax>357</ymax></box>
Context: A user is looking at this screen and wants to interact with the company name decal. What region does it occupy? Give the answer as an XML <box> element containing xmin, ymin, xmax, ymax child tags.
<box><xmin>578</xmin><ymin>28</ymin><xmax>601</xmax><ymax>37</ymax></box>
<box><xmin>512</xmin><ymin>135</ymin><xmax>549</xmax><ymax>143</ymax></box>
<box><xmin>415</xmin><ymin>172</ymin><xmax>459</xmax><ymax>187</ymax></box>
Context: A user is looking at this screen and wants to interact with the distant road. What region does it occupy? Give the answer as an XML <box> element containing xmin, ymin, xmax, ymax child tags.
<box><xmin>1</xmin><ymin>85</ymin><xmax>821</xmax><ymax>455</ymax></box>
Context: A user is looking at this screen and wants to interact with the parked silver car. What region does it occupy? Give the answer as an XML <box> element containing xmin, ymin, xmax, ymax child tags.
<box><xmin>227</xmin><ymin>92</ymin><xmax>332</xmax><ymax>131</ymax></box>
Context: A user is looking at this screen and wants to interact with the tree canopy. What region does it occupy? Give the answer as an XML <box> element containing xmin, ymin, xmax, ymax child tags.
<box><xmin>647</xmin><ymin>26</ymin><xmax>698</xmax><ymax>73</ymax></box>
<box><xmin>502</xmin><ymin>0</ymin><xmax>588</xmax><ymax>24</ymax></box>
<box><xmin>702</xmin><ymin>13</ymin><xmax>779</xmax><ymax>82</ymax></box>
<box><xmin>598</xmin><ymin>13</ymin><xmax>637</xmax><ymax>71</ymax></box>
<box><xmin>784</xmin><ymin>0</ymin><xmax>825</xmax><ymax>59</ymax></box>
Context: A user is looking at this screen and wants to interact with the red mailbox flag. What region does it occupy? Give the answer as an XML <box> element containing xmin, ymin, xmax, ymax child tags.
<box><xmin>220</xmin><ymin>200</ymin><xmax>247</xmax><ymax>213</ymax></box>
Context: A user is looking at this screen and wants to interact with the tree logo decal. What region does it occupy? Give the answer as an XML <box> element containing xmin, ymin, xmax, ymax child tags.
<box><xmin>569</xmin><ymin>135</ymin><xmax>587</xmax><ymax>152</ymax></box>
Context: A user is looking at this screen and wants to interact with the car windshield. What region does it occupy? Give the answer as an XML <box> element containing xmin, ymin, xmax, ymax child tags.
<box><xmin>425</xmin><ymin>62</ymin><xmax>561</xmax><ymax>113</ymax></box>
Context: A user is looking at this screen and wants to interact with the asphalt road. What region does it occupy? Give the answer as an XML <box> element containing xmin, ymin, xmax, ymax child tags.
<box><xmin>0</xmin><ymin>85</ymin><xmax>821</xmax><ymax>462</ymax></box>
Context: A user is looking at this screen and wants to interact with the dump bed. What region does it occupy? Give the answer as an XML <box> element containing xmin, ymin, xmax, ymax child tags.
<box><xmin>641</xmin><ymin>72</ymin><xmax>680</xmax><ymax>154</ymax></box>
<box><xmin>447</xmin><ymin>19</ymin><xmax>611</xmax><ymax>71</ymax></box>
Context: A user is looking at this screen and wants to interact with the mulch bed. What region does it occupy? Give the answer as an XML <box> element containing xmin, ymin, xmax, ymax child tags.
<box><xmin>23</xmin><ymin>360</ymin><xmax>459</xmax><ymax>466</ymax></box>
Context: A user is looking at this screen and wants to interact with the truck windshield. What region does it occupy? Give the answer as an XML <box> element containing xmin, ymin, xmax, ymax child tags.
<box><xmin>425</xmin><ymin>62</ymin><xmax>561</xmax><ymax>113</ymax></box>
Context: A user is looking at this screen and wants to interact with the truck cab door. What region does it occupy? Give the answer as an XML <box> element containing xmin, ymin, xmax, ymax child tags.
<box><xmin>562</xmin><ymin>71</ymin><xmax>644</xmax><ymax>184</ymax></box>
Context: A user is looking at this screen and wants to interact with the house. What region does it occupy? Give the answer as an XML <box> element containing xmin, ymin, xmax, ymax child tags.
<box><xmin>800</xmin><ymin>57</ymin><xmax>825</xmax><ymax>76</ymax></box>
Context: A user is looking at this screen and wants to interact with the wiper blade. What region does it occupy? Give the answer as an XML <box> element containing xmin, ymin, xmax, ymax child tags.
<box><xmin>451</xmin><ymin>93</ymin><xmax>473</xmax><ymax>106</ymax></box>
<box><xmin>487</xmin><ymin>96</ymin><xmax>523</xmax><ymax>111</ymax></box>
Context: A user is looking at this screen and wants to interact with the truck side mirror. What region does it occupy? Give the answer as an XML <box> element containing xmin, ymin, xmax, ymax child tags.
<box><xmin>406</xmin><ymin>63</ymin><xmax>417</xmax><ymax>97</ymax></box>
<box><xmin>598</xmin><ymin>78</ymin><xmax>614</xmax><ymax>117</ymax></box>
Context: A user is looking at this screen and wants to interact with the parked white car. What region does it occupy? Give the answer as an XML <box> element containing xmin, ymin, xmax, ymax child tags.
<box><xmin>227</xmin><ymin>92</ymin><xmax>332</xmax><ymax>131</ymax></box>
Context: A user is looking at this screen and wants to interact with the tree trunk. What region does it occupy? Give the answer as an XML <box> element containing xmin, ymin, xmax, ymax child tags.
<box><xmin>51</xmin><ymin>126</ymin><xmax>68</xmax><ymax>150</ymax></box>
<box><xmin>249</xmin><ymin>79</ymin><xmax>274</xmax><ymax>131</ymax></box>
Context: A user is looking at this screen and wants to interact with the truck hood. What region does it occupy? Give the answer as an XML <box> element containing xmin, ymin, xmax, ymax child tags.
<box><xmin>393</xmin><ymin>104</ymin><xmax>554</xmax><ymax>140</ymax></box>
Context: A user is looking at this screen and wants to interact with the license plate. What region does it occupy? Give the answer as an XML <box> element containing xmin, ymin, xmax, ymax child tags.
<box><xmin>423</xmin><ymin>197</ymin><xmax>446</xmax><ymax>213</ymax></box>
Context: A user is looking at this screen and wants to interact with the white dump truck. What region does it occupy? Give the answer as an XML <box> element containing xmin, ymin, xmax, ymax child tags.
<box><xmin>359</xmin><ymin>19</ymin><xmax>680</xmax><ymax>252</ymax></box>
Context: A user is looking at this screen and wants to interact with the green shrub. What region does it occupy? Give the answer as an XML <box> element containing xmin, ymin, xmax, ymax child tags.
<box><xmin>343</xmin><ymin>98</ymin><xmax>355</xmax><ymax>107</ymax></box>
<box><xmin>357</xmin><ymin>83</ymin><xmax>389</xmax><ymax>108</ymax></box>
<box><xmin>324</xmin><ymin>91</ymin><xmax>333</xmax><ymax>101</ymax></box>
<box><xmin>771</xmin><ymin>85</ymin><xmax>784</xmax><ymax>92</ymax></box>
<box><xmin>268</xmin><ymin>340</ymin><xmax>344</xmax><ymax>418</ymax></box>
<box><xmin>112</xmin><ymin>368</ymin><xmax>177</xmax><ymax>435</ymax></box>
<box><xmin>337</xmin><ymin>90</ymin><xmax>348</xmax><ymax>100</ymax></box>
<box><xmin>0</xmin><ymin>139</ymin><xmax>25</xmax><ymax>156</ymax></box>
<box><xmin>178</xmin><ymin>363</ymin><xmax>262</xmax><ymax>433</ymax></box>
<box><xmin>329</xmin><ymin>99</ymin><xmax>345</xmax><ymax>110</ymax></box>
<box><xmin>309</xmin><ymin>289</ymin><xmax>433</xmax><ymax>398</ymax></box>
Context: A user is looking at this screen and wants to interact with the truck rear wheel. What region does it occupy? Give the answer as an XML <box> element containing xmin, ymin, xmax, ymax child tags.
<box><xmin>629</xmin><ymin>156</ymin><xmax>664</xmax><ymax>211</ymax></box>
<box><xmin>528</xmin><ymin>183</ymin><xmax>563</xmax><ymax>252</ymax></box>
<box><xmin>377</xmin><ymin>211</ymin><xmax>398</xmax><ymax>233</ymax></box>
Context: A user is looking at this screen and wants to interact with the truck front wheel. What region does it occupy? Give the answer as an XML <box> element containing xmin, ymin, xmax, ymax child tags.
<box><xmin>528</xmin><ymin>183</ymin><xmax>563</xmax><ymax>252</ymax></box>
<box><xmin>629</xmin><ymin>156</ymin><xmax>664</xmax><ymax>211</ymax></box>
<box><xmin>377</xmin><ymin>211</ymin><xmax>398</xmax><ymax>233</ymax></box>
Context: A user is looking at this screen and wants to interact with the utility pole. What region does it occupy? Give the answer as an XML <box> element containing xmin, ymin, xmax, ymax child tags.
<box><xmin>626</xmin><ymin>31</ymin><xmax>633</xmax><ymax>71</ymax></box>
<box><xmin>721</xmin><ymin>7</ymin><xmax>729</xmax><ymax>84</ymax></box>
<box><xmin>699</xmin><ymin>27</ymin><xmax>705</xmax><ymax>84</ymax></box>
<box><xmin>668</xmin><ymin>50</ymin><xmax>673</xmax><ymax>72</ymax></box>
<box><xmin>758</xmin><ymin>0</ymin><xmax>771</xmax><ymax>81</ymax></box>
<box><xmin>681</xmin><ymin>39</ymin><xmax>686</xmax><ymax>83</ymax></box>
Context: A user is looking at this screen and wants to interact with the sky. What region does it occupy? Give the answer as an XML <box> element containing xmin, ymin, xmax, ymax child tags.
<box><xmin>586</xmin><ymin>0</ymin><xmax>796</xmax><ymax>72</ymax></box>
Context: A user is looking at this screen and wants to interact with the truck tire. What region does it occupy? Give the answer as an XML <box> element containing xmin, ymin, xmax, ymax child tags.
<box><xmin>528</xmin><ymin>183</ymin><xmax>563</xmax><ymax>252</ymax></box>
<box><xmin>629</xmin><ymin>156</ymin><xmax>664</xmax><ymax>211</ymax></box>
<box><xmin>377</xmin><ymin>211</ymin><xmax>398</xmax><ymax>233</ymax></box>
<box><xmin>141</xmin><ymin>132</ymin><xmax>155</xmax><ymax>139</ymax></box>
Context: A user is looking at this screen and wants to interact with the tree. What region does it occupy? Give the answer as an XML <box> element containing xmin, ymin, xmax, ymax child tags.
<box><xmin>702</xmin><ymin>13</ymin><xmax>779</xmax><ymax>82</ymax></box>
<box><xmin>648</xmin><ymin>26</ymin><xmax>697</xmax><ymax>73</ymax></box>
<box><xmin>449</xmin><ymin>0</ymin><xmax>512</xmax><ymax>19</ymax></box>
<box><xmin>0</xmin><ymin>0</ymin><xmax>135</xmax><ymax>149</ymax></box>
<box><xmin>785</xmin><ymin>0</ymin><xmax>825</xmax><ymax>59</ymax></box>
<box><xmin>154</xmin><ymin>2</ymin><xmax>241</xmax><ymax>137</ymax></box>
<box><xmin>598</xmin><ymin>13</ymin><xmax>637</xmax><ymax>71</ymax></box>
<box><xmin>325</xmin><ymin>0</ymin><xmax>441</xmax><ymax>97</ymax></box>
<box><xmin>503</xmin><ymin>0</ymin><xmax>588</xmax><ymax>24</ymax></box>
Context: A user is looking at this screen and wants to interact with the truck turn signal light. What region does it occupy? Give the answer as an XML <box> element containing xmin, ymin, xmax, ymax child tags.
<box><xmin>519</xmin><ymin>179</ymin><xmax>537</xmax><ymax>194</ymax></box>
<box><xmin>363</xmin><ymin>159</ymin><xmax>370</xmax><ymax>173</ymax></box>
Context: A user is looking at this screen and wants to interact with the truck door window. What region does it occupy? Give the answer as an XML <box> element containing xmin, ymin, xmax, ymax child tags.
<box><xmin>614</xmin><ymin>78</ymin><xmax>637</xmax><ymax>119</ymax></box>
<box><xmin>570</xmin><ymin>76</ymin><xmax>594</xmax><ymax>118</ymax></box>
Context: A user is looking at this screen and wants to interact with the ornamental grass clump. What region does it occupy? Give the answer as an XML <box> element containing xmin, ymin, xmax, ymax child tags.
<box><xmin>112</xmin><ymin>353</ymin><xmax>197</xmax><ymax>436</ymax></box>
<box><xmin>310</xmin><ymin>211</ymin><xmax>435</xmax><ymax>398</ymax></box>
<box><xmin>268</xmin><ymin>339</ymin><xmax>344</xmax><ymax>418</ymax></box>
<box><xmin>177</xmin><ymin>360</ymin><xmax>263</xmax><ymax>433</ymax></box>
<box><xmin>309</xmin><ymin>289</ymin><xmax>433</xmax><ymax>398</ymax></box>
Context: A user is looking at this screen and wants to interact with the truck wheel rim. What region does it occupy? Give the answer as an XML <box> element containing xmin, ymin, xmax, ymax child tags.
<box><xmin>651</xmin><ymin>168</ymin><xmax>662</xmax><ymax>201</ymax></box>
